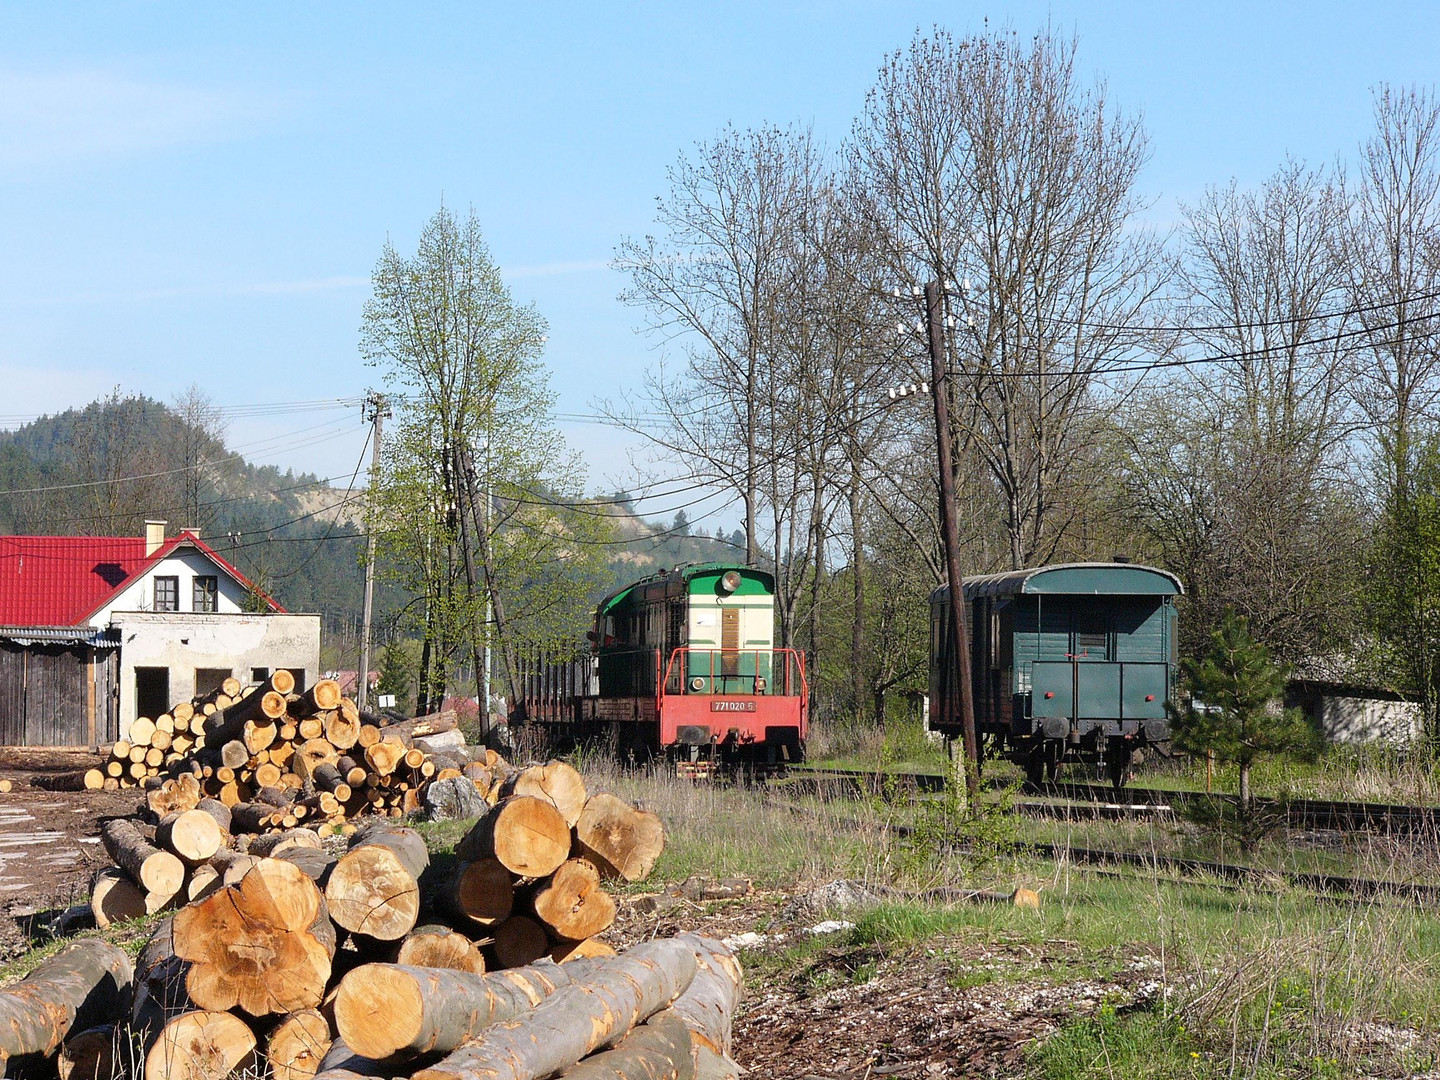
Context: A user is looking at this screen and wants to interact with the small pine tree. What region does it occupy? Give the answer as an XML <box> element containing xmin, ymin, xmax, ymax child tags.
<box><xmin>1171</xmin><ymin>609</ymin><xmax>1316</xmax><ymax>833</ymax></box>
<box><xmin>377</xmin><ymin>640</ymin><xmax>417</xmax><ymax>716</ymax></box>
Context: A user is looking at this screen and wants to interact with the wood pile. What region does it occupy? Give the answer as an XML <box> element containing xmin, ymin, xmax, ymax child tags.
<box><xmin>83</xmin><ymin>674</ymin><xmax>490</xmax><ymax>832</ymax></box>
<box><xmin>3</xmin><ymin>875</ymin><xmax>739</xmax><ymax>1080</ymax></box>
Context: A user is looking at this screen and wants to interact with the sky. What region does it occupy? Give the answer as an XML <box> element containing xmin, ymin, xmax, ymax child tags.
<box><xmin>1</xmin><ymin>1</ymin><xmax>1438</xmax><ymax>530</ymax></box>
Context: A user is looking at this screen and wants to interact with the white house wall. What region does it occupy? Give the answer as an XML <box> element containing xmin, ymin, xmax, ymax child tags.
<box><xmin>1319</xmin><ymin>695</ymin><xmax>1424</xmax><ymax>746</ymax></box>
<box><xmin>91</xmin><ymin>548</ymin><xmax>250</xmax><ymax>626</ymax></box>
<box><xmin>111</xmin><ymin>612</ymin><xmax>321</xmax><ymax>737</ymax></box>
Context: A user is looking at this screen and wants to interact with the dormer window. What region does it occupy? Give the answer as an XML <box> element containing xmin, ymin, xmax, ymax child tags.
<box><xmin>154</xmin><ymin>576</ymin><xmax>179</xmax><ymax>612</ymax></box>
<box><xmin>194</xmin><ymin>576</ymin><xmax>218</xmax><ymax>612</ymax></box>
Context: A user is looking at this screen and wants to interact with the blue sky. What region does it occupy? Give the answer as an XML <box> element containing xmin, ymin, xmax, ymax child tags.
<box><xmin>1</xmin><ymin>2</ymin><xmax>1437</xmax><ymax>524</ymax></box>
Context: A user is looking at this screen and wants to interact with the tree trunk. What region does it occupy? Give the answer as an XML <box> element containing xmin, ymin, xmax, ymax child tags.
<box><xmin>0</xmin><ymin>940</ymin><xmax>132</xmax><ymax>1066</ymax></box>
<box><xmin>100</xmin><ymin>818</ymin><xmax>185</xmax><ymax>897</ymax></box>
<box><xmin>574</xmin><ymin>794</ymin><xmax>665</xmax><ymax>882</ymax></box>
<box><xmin>394</xmin><ymin>925</ymin><xmax>486</xmax><ymax>974</ymax></box>
<box><xmin>446</xmin><ymin>857</ymin><xmax>515</xmax><ymax>928</ymax></box>
<box><xmin>156</xmin><ymin>809</ymin><xmax>224</xmax><ymax>864</ymax></box>
<box><xmin>332</xmin><ymin>959</ymin><xmax>574</xmax><ymax>1060</ymax></box>
<box><xmin>493</xmin><ymin>916</ymin><xmax>550</xmax><ymax>969</ymax></box>
<box><xmin>144</xmin><ymin>1010</ymin><xmax>257</xmax><ymax>1080</ymax></box>
<box><xmin>266</xmin><ymin>1009</ymin><xmax>332</xmax><ymax>1080</ymax></box>
<box><xmin>668</xmin><ymin>936</ymin><xmax>742</xmax><ymax>1059</ymax></box>
<box><xmin>411</xmin><ymin>938</ymin><xmax>699</xmax><ymax>1080</ymax></box>
<box><xmin>503</xmin><ymin>761</ymin><xmax>587</xmax><ymax>827</ymax></box>
<box><xmin>554</xmin><ymin>1011</ymin><xmax>694</xmax><ymax>1080</ymax></box>
<box><xmin>172</xmin><ymin>858</ymin><xmax>336</xmax><ymax>1016</ymax></box>
<box><xmin>531</xmin><ymin>858</ymin><xmax>616</xmax><ymax>942</ymax></box>
<box><xmin>89</xmin><ymin>868</ymin><xmax>146</xmax><ymax>928</ymax></box>
<box><xmin>312</xmin><ymin>1037</ymin><xmax>388</xmax><ymax>1080</ymax></box>
<box><xmin>324</xmin><ymin>823</ymin><xmax>428</xmax><ymax>940</ymax></box>
<box><xmin>457</xmin><ymin>796</ymin><xmax>571</xmax><ymax>879</ymax></box>
<box><xmin>57</xmin><ymin>1025</ymin><xmax>114</xmax><ymax>1080</ymax></box>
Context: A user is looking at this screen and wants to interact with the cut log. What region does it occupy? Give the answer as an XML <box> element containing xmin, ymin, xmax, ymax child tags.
<box><xmin>324</xmin><ymin>823</ymin><xmax>428</xmax><ymax>940</ymax></box>
<box><xmin>363</xmin><ymin>737</ymin><xmax>405</xmax><ymax>777</ymax></box>
<box><xmin>457</xmin><ymin>796</ymin><xmax>571</xmax><ymax>878</ymax></box>
<box><xmin>194</xmin><ymin>797</ymin><xmax>232</xmax><ymax>834</ymax></box>
<box><xmin>101</xmin><ymin>817</ymin><xmax>185</xmax><ymax>896</ymax></box>
<box><xmin>243</xmin><ymin>720</ymin><xmax>278</xmax><ymax>755</ymax></box>
<box><xmin>156</xmin><ymin>809</ymin><xmax>224</xmax><ymax>864</ymax></box>
<box><xmin>147</xmin><ymin>774</ymin><xmax>203</xmax><ymax>817</ymax></box>
<box><xmin>0</xmin><ymin>939</ymin><xmax>133</xmax><ymax>1065</ymax></box>
<box><xmin>172</xmin><ymin>858</ymin><xmax>336</xmax><ymax>1016</ymax></box>
<box><xmin>531</xmin><ymin>858</ymin><xmax>617</xmax><ymax>942</ymax></box>
<box><xmin>57</xmin><ymin>1024</ymin><xmax>115</xmax><ymax>1080</ymax></box>
<box><xmin>273</xmin><ymin>847</ymin><xmax>337</xmax><ymax>885</ymax></box>
<box><xmin>249</xmin><ymin>828</ymin><xmax>321</xmax><ymax>858</ymax></box>
<box><xmin>323</xmin><ymin>710</ymin><xmax>361</xmax><ymax>751</ymax></box>
<box><xmin>395</xmin><ymin>925</ymin><xmax>486</xmax><ymax>974</ymax></box>
<box><xmin>505</xmin><ymin>761</ymin><xmax>587</xmax><ymax>827</ymax></box>
<box><xmin>267</xmin><ymin>1009</ymin><xmax>332</xmax><ymax>1080</ymax></box>
<box><xmin>380</xmin><ymin>709</ymin><xmax>458</xmax><ymax>742</ymax></box>
<box><xmin>130</xmin><ymin>717</ymin><xmax>157</xmax><ymax>747</ymax></box>
<box><xmin>550</xmin><ymin>938</ymin><xmax>617</xmax><ymax>963</ymax></box>
<box><xmin>185</xmin><ymin>864</ymin><xmax>223</xmax><ymax>902</ymax></box>
<box><xmin>448</xmin><ymin>858</ymin><xmax>515</xmax><ymax>928</ymax></box>
<box><xmin>219</xmin><ymin>741</ymin><xmax>249</xmax><ymax>771</ymax></box>
<box><xmin>144</xmin><ymin>1010</ymin><xmax>257</xmax><ymax>1080</ymax></box>
<box><xmin>553</xmin><ymin>1010</ymin><xmax>694</xmax><ymax>1080</ymax></box>
<box><xmin>575</xmin><ymin>793</ymin><xmax>665</xmax><ymax>882</ymax></box>
<box><xmin>311</xmin><ymin>1037</ymin><xmax>387</xmax><ymax>1080</ymax></box>
<box><xmin>333</xmin><ymin>960</ymin><xmax>574</xmax><ymax>1060</ymax></box>
<box><xmin>230</xmin><ymin>802</ymin><xmax>278</xmax><ymax>834</ymax></box>
<box><xmin>89</xmin><ymin>867</ymin><xmax>147</xmax><ymax>928</ymax></box>
<box><xmin>209</xmin><ymin>849</ymin><xmax>260</xmax><ymax>887</ymax></box>
<box><xmin>667</xmin><ymin>936</ymin><xmax>742</xmax><ymax>1059</ymax></box>
<box><xmin>300</xmin><ymin>679</ymin><xmax>343</xmax><ymax>714</ymax></box>
<box><xmin>411</xmin><ymin>938</ymin><xmax>699</xmax><ymax>1080</ymax></box>
<box><xmin>83</xmin><ymin>768</ymin><xmax>105</xmax><ymax>791</ymax></box>
<box><xmin>493</xmin><ymin>915</ymin><xmax>549</xmax><ymax>969</ymax></box>
<box><xmin>295</xmin><ymin>739</ymin><xmax>339</xmax><ymax>780</ymax></box>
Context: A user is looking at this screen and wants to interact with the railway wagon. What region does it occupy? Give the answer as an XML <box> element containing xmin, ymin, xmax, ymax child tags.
<box><xmin>929</xmin><ymin>561</ymin><xmax>1183</xmax><ymax>788</ymax></box>
<box><xmin>519</xmin><ymin>564</ymin><xmax>808</xmax><ymax>769</ymax></box>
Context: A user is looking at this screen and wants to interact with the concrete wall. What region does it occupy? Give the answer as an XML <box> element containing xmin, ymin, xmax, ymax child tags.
<box><xmin>93</xmin><ymin>548</ymin><xmax>252</xmax><ymax>624</ymax></box>
<box><xmin>110</xmin><ymin>612</ymin><xmax>320</xmax><ymax>737</ymax></box>
<box><xmin>1318</xmin><ymin>694</ymin><xmax>1424</xmax><ymax>746</ymax></box>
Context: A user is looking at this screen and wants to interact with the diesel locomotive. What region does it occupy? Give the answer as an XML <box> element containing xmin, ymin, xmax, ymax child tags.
<box><xmin>516</xmin><ymin>563</ymin><xmax>808</xmax><ymax>769</ymax></box>
<box><xmin>929</xmin><ymin>561</ymin><xmax>1183</xmax><ymax>788</ymax></box>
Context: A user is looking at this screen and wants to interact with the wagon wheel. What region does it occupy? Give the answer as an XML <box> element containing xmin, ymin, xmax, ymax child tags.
<box><xmin>1104</xmin><ymin>740</ymin><xmax>1132</xmax><ymax>791</ymax></box>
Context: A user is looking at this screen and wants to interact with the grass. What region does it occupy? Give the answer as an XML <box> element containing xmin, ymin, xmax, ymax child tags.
<box><xmin>803</xmin><ymin>714</ymin><xmax>951</xmax><ymax>775</ymax></box>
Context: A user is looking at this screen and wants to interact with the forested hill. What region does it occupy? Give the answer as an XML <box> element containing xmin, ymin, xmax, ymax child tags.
<box><xmin>0</xmin><ymin>394</ymin><xmax>741</xmax><ymax>633</ymax></box>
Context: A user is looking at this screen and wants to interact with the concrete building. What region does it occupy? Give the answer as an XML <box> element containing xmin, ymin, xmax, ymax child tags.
<box><xmin>0</xmin><ymin>521</ymin><xmax>320</xmax><ymax>746</ymax></box>
<box><xmin>1287</xmin><ymin>679</ymin><xmax>1425</xmax><ymax>746</ymax></box>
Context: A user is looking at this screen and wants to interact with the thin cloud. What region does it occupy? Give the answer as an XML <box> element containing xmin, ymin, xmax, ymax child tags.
<box><xmin>0</xmin><ymin>68</ymin><xmax>275</xmax><ymax>167</ymax></box>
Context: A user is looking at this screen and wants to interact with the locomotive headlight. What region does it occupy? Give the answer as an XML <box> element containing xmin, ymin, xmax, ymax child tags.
<box><xmin>689</xmin><ymin>676</ymin><xmax>705</xmax><ymax>692</ymax></box>
<box><xmin>755</xmin><ymin>676</ymin><xmax>767</xmax><ymax>692</ymax></box>
<box><xmin>719</xmin><ymin>570</ymin><xmax>742</xmax><ymax>594</ymax></box>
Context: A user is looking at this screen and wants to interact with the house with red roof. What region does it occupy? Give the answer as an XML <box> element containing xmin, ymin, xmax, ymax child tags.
<box><xmin>0</xmin><ymin>521</ymin><xmax>320</xmax><ymax>747</ymax></box>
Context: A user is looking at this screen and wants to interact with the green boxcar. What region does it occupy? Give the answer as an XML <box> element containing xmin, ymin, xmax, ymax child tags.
<box><xmin>929</xmin><ymin>562</ymin><xmax>1183</xmax><ymax>789</ymax></box>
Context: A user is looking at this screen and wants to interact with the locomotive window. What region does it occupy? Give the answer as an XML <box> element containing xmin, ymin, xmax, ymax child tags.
<box><xmin>1074</xmin><ymin>614</ymin><xmax>1108</xmax><ymax>659</ymax></box>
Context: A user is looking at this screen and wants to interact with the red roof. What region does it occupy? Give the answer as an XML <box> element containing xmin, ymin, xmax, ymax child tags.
<box><xmin>0</xmin><ymin>531</ymin><xmax>282</xmax><ymax>626</ymax></box>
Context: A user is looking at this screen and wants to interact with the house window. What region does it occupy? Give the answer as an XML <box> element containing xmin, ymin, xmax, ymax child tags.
<box><xmin>193</xmin><ymin>576</ymin><xmax>218</xmax><ymax>612</ymax></box>
<box><xmin>154</xmin><ymin>576</ymin><xmax>179</xmax><ymax>612</ymax></box>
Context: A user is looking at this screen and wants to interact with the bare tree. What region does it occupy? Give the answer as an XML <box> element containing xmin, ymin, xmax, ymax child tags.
<box><xmin>852</xmin><ymin>26</ymin><xmax>1166</xmax><ymax>569</ymax></box>
<box><xmin>171</xmin><ymin>384</ymin><xmax>228</xmax><ymax>534</ymax></box>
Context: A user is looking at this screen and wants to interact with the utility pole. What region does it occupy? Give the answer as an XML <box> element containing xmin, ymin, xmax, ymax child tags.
<box><xmin>357</xmin><ymin>391</ymin><xmax>388</xmax><ymax>712</ymax></box>
<box><xmin>924</xmin><ymin>280</ymin><xmax>980</xmax><ymax>799</ymax></box>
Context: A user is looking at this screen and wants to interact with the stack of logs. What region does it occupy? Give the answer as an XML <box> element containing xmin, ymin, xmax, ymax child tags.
<box><xmin>84</xmin><ymin>672</ymin><xmax>494</xmax><ymax>832</ymax></box>
<box><xmin>0</xmin><ymin>907</ymin><xmax>739</xmax><ymax>1080</ymax></box>
<box><xmin>92</xmin><ymin>759</ymin><xmax>665</xmax><ymax>975</ymax></box>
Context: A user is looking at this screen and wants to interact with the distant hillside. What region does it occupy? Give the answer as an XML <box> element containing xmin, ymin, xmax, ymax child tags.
<box><xmin>0</xmin><ymin>396</ymin><xmax>750</xmax><ymax>637</ymax></box>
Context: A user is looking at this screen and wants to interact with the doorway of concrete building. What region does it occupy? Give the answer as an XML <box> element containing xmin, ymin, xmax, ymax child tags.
<box><xmin>135</xmin><ymin>667</ymin><xmax>170</xmax><ymax>721</ymax></box>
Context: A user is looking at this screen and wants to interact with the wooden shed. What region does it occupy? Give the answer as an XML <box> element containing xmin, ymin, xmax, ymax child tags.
<box><xmin>0</xmin><ymin>626</ymin><xmax>120</xmax><ymax>747</ymax></box>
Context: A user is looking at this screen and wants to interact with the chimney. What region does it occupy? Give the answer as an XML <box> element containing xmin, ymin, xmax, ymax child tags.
<box><xmin>145</xmin><ymin>520</ymin><xmax>167</xmax><ymax>557</ymax></box>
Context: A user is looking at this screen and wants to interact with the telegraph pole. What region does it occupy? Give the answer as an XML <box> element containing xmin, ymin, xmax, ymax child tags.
<box><xmin>357</xmin><ymin>391</ymin><xmax>388</xmax><ymax>712</ymax></box>
<box><xmin>924</xmin><ymin>280</ymin><xmax>980</xmax><ymax>799</ymax></box>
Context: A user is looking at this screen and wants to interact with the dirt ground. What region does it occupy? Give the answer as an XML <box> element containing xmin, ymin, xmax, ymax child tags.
<box><xmin>0</xmin><ymin>754</ymin><xmax>137</xmax><ymax>959</ymax></box>
<box><xmin>608</xmin><ymin>889</ymin><xmax>1153</xmax><ymax>1079</ymax></box>
<box><xmin>0</xmin><ymin>755</ymin><xmax>1140</xmax><ymax>1079</ymax></box>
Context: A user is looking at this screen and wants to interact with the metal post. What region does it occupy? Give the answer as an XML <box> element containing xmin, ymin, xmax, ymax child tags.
<box><xmin>925</xmin><ymin>280</ymin><xmax>980</xmax><ymax>799</ymax></box>
<box><xmin>357</xmin><ymin>392</ymin><xmax>386</xmax><ymax>712</ymax></box>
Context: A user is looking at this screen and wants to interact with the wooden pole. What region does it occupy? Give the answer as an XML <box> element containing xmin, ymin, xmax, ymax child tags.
<box><xmin>925</xmin><ymin>279</ymin><xmax>979</xmax><ymax>801</ymax></box>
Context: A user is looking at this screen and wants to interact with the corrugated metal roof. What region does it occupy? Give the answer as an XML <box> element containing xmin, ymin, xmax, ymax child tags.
<box><xmin>931</xmin><ymin>562</ymin><xmax>1185</xmax><ymax>602</ymax></box>
<box><xmin>0</xmin><ymin>532</ymin><xmax>283</xmax><ymax>627</ymax></box>
<box><xmin>0</xmin><ymin>625</ymin><xmax>119</xmax><ymax>646</ymax></box>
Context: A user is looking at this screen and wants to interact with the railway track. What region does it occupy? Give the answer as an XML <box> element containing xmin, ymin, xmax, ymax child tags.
<box><xmin>765</xmin><ymin>792</ymin><xmax>1440</xmax><ymax>907</ymax></box>
<box><xmin>783</xmin><ymin>766</ymin><xmax>1440</xmax><ymax>835</ymax></box>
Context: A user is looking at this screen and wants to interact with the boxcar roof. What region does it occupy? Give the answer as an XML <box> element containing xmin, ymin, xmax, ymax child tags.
<box><xmin>931</xmin><ymin>562</ymin><xmax>1184</xmax><ymax>603</ymax></box>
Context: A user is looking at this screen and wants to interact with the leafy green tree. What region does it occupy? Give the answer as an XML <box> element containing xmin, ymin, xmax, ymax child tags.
<box><xmin>1171</xmin><ymin>609</ymin><xmax>1315</xmax><ymax>826</ymax></box>
<box><xmin>377</xmin><ymin>639</ymin><xmax>417</xmax><ymax>715</ymax></box>
<box><xmin>363</xmin><ymin>205</ymin><xmax>612</xmax><ymax>717</ymax></box>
